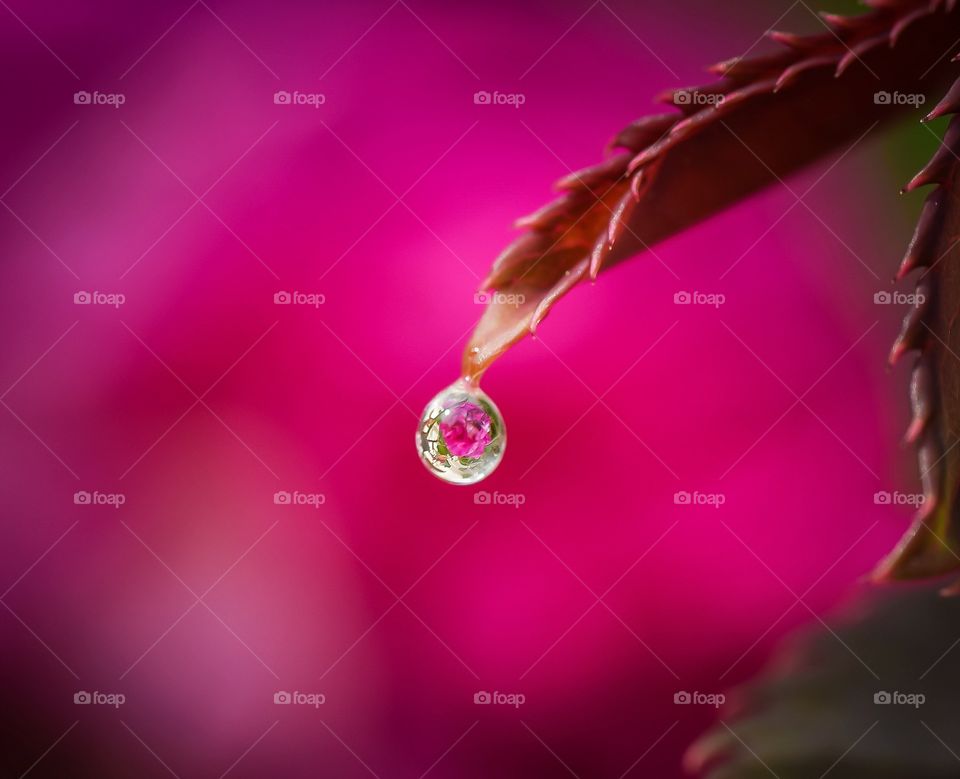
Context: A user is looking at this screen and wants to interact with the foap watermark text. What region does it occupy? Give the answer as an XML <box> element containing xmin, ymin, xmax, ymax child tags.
<box><xmin>674</xmin><ymin>291</ymin><xmax>725</xmax><ymax>308</ymax></box>
<box><xmin>74</xmin><ymin>291</ymin><xmax>125</xmax><ymax>308</ymax></box>
<box><xmin>874</xmin><ymin>691</ymin><xmax>924</xmax><ymax>708</ymax></box>
<box><xmin>74</xmin><ymin>91</ymin><xmax>125</xmax><ymax>108</ymax></box>
<box><xmin>475</xmin><ymin>290</ymin><xmax>525</xmax><ymax>307</ymax></box>
<box><xmin>474</xmin><ymin>90</ymin><xmax>525</xmax><ymax>108</ymax></box>
<box><xmin>74</xmin><ymin>490</ymin><xmax>125</xmax><ymax>508</ymax></box>
<box><xmin>874</xmin><ymin>491</ymin><xmax>924</xmax><ymax>507</ymax></box>
<box><xmin>274</xmin><ymin>690</ymin><xmax>325</xmax><ymax>707</ymax></box>
<box><xmin>673</xmin><ymin>89</ymin><xmax>723</xmax><ymax>107</ymax></box>
<box><xmin>274</xmin><ymin>491</ymin><xmax>325</xmax><ymax>509</ymax></box>
<box><xmin>474</xmin><ymin>490</ymin><xmax>525</xmax><ymax>508</ymax></box>
<box><xmin>675</xmin><ymin>691</ymin><xmax>725</xmax><ymax>708</ymax></box>
<box><xmin>874</xmin><ymin>290</ymin><xmax>925</xmax><ymax>305</ymax></box>
<box><xmin>674</xmin><ymin>490</ymin><xmax>725</xmax><ymax>509</ymax></box>
<box><xmin>75</xmin><ymin>690</ymin><xmax>125</xmax><ymax>707</ymax></box>
<box><xmin>474</xmin><ymin>690</ymin><xmax>525</xmax><ymax>707</ymax></box>
<box><xmin>274</xmin><ymin>90</ymin><xmax>325</xmax><ymax>108</ymax></box>
<box><xmin>274</xmin><ymin>290</ymin><xmax>325</xmax><ymax>308</ymax></box>
<box><xmin>874</xmin><ymin>91</ymin><xmax>925</xmax><ymax>107</ymax></box>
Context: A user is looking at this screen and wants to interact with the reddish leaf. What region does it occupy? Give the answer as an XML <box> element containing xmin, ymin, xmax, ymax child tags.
<box><xmin>879</xmin><ymin>103</ymin><xmax>960</xmax><ymax>584</ymax></box>
<box><xmin>464</xmin><ymin>0</ymin><xmax>960</xmax><ymax>379</ymax></box>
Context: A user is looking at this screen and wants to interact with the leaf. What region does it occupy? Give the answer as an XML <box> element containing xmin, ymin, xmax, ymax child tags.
<box><xmin>880</xmin><ymin>80</ymin><xmax>960</xmax><ymax>584</ymax></box>
<box><xmin>463</xmin><ymin>0</ymin><xmax>960</xmax><ymax>380</ymax></box>
<box><xmin>686</xmin><ymin>584</ymin><xmax>960</xmax><ymax>779</ymax></box>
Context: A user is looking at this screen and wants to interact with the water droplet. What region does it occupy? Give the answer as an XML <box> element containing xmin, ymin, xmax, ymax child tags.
<box><xmin>416</xmin><ymin>380</ymin><xmax>506</xmax><ymax>485</ymax></box>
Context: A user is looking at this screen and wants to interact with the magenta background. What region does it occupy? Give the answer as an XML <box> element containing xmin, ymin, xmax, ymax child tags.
<box><xmin>0</xmin><ymin>1</ymin><xmax>922</xmax><ymax>776</ymax></box>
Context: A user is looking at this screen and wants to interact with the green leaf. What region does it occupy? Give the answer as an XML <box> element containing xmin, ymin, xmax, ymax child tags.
<box><xmin>689</xmin><ymin>584</ymin><xmax>960</xmax><ymax>778</ymax></box>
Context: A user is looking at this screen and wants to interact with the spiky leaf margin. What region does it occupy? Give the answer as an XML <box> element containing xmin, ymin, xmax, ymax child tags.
<box><xmin>465</xmin><ymin>0</ymin><xmax>960</xmax><ymax>380</ymax></box>
<box><xmin>879</xmin><ymin>67</ymin><xmax>960</xmax><ymax>586</ymax></box>
<box><xmin>465</xmin><ymin>0</ymin><xmax>960</xmax><ymax>583</ymax></box>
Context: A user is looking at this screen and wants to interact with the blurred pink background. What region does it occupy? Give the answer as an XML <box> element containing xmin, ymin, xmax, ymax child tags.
<box><xmin>0</xmin><ymin>0</ymin><xmax>923</xmax><ymax>776</ymax></box>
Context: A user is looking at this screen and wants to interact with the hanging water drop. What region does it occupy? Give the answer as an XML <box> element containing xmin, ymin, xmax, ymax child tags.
<box><xmin>416</xmin><ymin>380</ymin><xmax>506</xmax><ymax>484</ymax></box>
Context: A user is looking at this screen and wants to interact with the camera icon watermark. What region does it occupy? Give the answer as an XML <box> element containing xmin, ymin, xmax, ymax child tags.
<box><xmin>473</xmin><ymin>690</ymin><xmax>525</xmax><ymax>707</ymax></box>
<box><xmin>274</xmin><ymin>690</ymin><xmax>325</xmax><ymax>707</ymax></box>
<box><xmin>74</xmin><ymin>290</ymin><xmax>126</xmax><ymax>308</ymax></box>
<box><xmin>273</xmin><ymin>490</ymin><xmax>325</xmax><ymax>509</ymax></box>
<box><xmin>673</xmin><ymin>290</ymin><xmax>725</xmax><ymax>308</ymax></box>
<box><xmin>873</xmin><ymin>490</ymin><xmax>924</xmax><ymax>507</ymax></box>
<box><xmin>674</xmin><ymin>690</ymin><xmax>724</xmax><ymax>708</ymax></box>
<box><xmin>473</xmin><ymin>90</ymin><xmax>526</xmax><ymax>108</ymax></box>
<box><xmin>873</xmin><ymin>290</ymin><xmax>925</xmax><ymax>305</ymax></box>
<box><xmin>74</xmin><ymin>90</ymin><xmax>126</xmax><ymax>108</ymax></box>
<box><xmin>874</xmin><ymin>91</ymin><xmax>925</xmax><ymax>107</ymax></box>
<box><xmin>273</xmin><ymin>90</ymin><xmax>325</xmax><ymax>108</ymax></box>
<box><xmin>673</xmin><ymin>490</ymin><xmax>725</xmax><ymax>509</ymax></box>
<box><xmin>74</xmin><ymin>490</ymin><xmax>126</xmax><ymax>508</ymax></box>
<box><xmin>74</xmin><ymin>690</ymin><xmax>126</xmax><ymax>707</ymax></box>
<box><xmin>874</xmin><ymin>690</ymin><xmax>924</xmax><ymax>708</ymax></box>
<box><xmin>474</xmin><ymin>490</ymin><xmax>526</xmax><ymax>509</ymax></box>
<box><xmin>673</xmin><ymin>89</ymin><xmax>724</xmax><ymax>107</ymax></box>
<box><xmin>474</xmin><ymin>290</ymin><xmax>525</xmax><ymax>307</ymax></box>
<box><xmin>274</xmin><ymin>290</ymin><xmax>325</xmax><ymax>308</ymax></box>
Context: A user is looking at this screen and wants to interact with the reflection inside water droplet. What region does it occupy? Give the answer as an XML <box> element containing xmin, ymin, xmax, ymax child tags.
<box><xmin>416</xmin><ymin>381</ymin><xmax>506</xmax><ymax>485</ymax></box>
